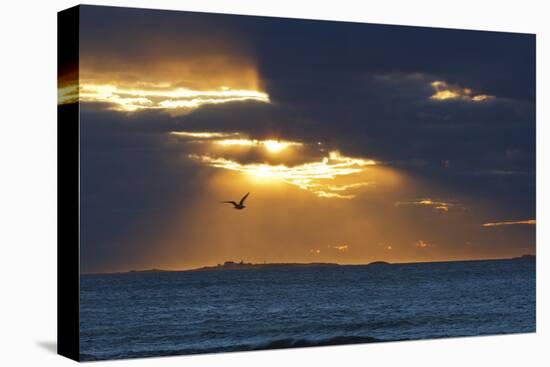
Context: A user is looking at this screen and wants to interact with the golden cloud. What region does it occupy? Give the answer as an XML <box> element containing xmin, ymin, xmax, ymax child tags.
<box><xmin>170</xmin><ymin>133</ymin><xmax>304</xmax><ymax>155</ymax></box>
<box><xmin>430</xmin><ymin>81</ymin><xmax>494</xmax><ymax>102</ymax></box>
<box><xmin>215</xmin><ymin>139</ymin><xmax>303</xmax><ymax>153</ymax></box>
<box><xmin>70</xmin><ymin>83</ymin><xmax>270</xmax><ymax>113</ymax></box>
<box><xmin>415</xmin><ymin>240</ymin><xmax>430</xmax><ymax>248</ymax></box>
<box><xmin>395</xmin><ymin>198</ymin><xmax>457</xmax><ymax>212</ymax></box>
<box><xmin>58</xmin><ymin>69</ymin><xmax>79</xmax><ymax>105</ymax></box>
<box><xmin>58</xmin><ymin>84</ymin><xmax>79</xmax><ymax>105</ymax></box>
<box><xmin>63</xmin><ymin>36</ymin><xmax>270</xmax><ymax>114</ymax></box>
<box><xmin>482</xmin><ymin>219</ymin><xmax>536</xmax><ymax>227</ymax></box>
<box><xmin>169</xmin><ymin>131</ymin><xmax>239</xmax><ymax>139</ymax></box>
<box><xmin>324</xmin><ymin>182</ymin><xmax>375</xmax><ymax>191</ymax></box>
<box><xmin>308</xmin><ymin>182</ymin><xmax>375</xmax><ymax>199</ymax></box>
<box><xmin>330</xmin><ymin>245</ymin><xmax>349</xmax><ymax>252</ymax></box>
<box><xmin>312</xmin><ymin>191</ymin><xmax>356</xmax><ymax>200</ymax></box>
<box><xmin>189</xmin><ymin>150</ymin><xmax>377</xmax><ymax>199</ymax></box>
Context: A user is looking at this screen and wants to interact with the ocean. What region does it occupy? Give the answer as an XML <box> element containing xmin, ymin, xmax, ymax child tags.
<box><xmin>80</xmin><ymin>258</ymin><xmax>535</xmax><ymax>361</ymax></box>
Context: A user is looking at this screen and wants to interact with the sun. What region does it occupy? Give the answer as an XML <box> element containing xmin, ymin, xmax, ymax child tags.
<box><xmin>213</xmin><ymin>138</ymin><xmax>302</xmax><ymax>153</ymax></box>
<box><xmin>264</xmin><ymin>140</ymin><xmax>287</xmax><ymax>153</ymax></box>
<box><xmin>263</xmin><ymin>140</ymin><xmax>298</xmax><ymax>153</ymax></box>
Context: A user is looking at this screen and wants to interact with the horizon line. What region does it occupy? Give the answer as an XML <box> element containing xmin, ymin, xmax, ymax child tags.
<box><xmin>81</xmin><ymin>254</ymin><xmax>535</xmax><ymax>276</ymax></box>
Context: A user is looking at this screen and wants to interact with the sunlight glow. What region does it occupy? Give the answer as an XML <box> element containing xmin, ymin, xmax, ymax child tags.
<box><xmin>215</xmin><ymin>138</ymin><xmax>303</xmax><ymax>153</ymax></box>
<box><xmin>264</xmin><ymin>140</ymin><xmax>298</xmax><ymax>153</ymax></box>
<box><xmin>215</xmin><ymin>139</ymin><xmax>257</xmax><ymax>147</ymax></box>
<box><xmin>189</xmin><ymin>150</ymin><xmax>376</xmax><ymax>199</ymax></box>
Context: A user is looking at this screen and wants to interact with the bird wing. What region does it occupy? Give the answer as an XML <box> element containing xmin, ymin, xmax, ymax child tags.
<box><xmin>239</xmin><ymin>192</ymin><xmax>250</xmax><ymax>205</ymax></box>
<box><xmin>222</xmin><ymin>201</ymin><xmax>238</xmax><ymax>206</ymax></box>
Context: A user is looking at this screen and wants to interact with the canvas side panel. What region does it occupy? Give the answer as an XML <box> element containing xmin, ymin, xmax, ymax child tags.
<box><xmin>57</xmin><ymin>5</ymin><xmax>80</xmax><ymax>362</ymax></box>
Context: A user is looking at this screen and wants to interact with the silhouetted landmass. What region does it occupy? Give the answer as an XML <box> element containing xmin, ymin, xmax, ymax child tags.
<box><xmin>190</xmin><ymin>260</ymin><xmax>341</xmax><ymax>272</ymax></box>
<box><xmin>103</xmin><ymin>256</ymin><xmax>536</xmax><ymax>276</ymax></box>
<box><xmin>366</xmin><ymin>261</ymin><xmax>391</xmax><ymax>266</ymax></box>
<box><xmin>511</xmin><ymin>254</ymin><xmax>536</xmax><ymax>260</ymax></box>
<box><xmin>188</xmin><ymin>260</ymin><xmax>397</xmax><ymax>272</ymax></box>
<box><xmin>128</xmin><ymin>269</ymin><xmax>170</xmax><ymax>273</ymax></box>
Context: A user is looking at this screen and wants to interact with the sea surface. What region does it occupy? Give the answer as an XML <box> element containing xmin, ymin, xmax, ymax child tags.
<box><xmin>80</xmin><ymin>258</ymin><xmax>536</xmax><ymax>361</ymax></box>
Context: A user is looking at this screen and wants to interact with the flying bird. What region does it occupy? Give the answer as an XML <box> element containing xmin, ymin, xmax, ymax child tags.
<box><xmin>221</xmin><ymin>192</ymin><xmax>250</xmax><ymax>210</ymax></box>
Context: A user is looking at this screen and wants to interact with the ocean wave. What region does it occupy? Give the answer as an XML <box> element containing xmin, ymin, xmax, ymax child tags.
<box><xmin>255</xmin><ymin>335</ymin><xmax>382</xmax><ymax>349</ymax></box>
<box><xmin>80</xmin><ymin>335</ymin><xmax>384</xmax><ymax>361</ymax></box>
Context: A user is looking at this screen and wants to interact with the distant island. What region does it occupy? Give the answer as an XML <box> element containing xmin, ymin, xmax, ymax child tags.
<box><xmin>189</xmin><ymin>260</ymin><xmax>400</xmax><ymax>272</ymax></box>
<box><xmin>124</xmin><ymin>260</ymin><xmax>392</xmax><ymax>274</ymax></box>
<box><xmin>511</xmin><ymin>254</ymin><xmax>536</xmax><ymax>260</ymax></box>
<box><xmin>191</xmin><ymin>260</ymin><xmax>340</xmax><ymax>272</ymax></box>
<box><xmin>128</xmin><ymin>268</ymin><xmax>170</xmax><ymax>273</ymax></box>
<box><xmin>118</xmin><ymin>255</ymin><xmax>534</xmax><ymax>275</ymax></box>
<box><xmin>365</xmin><ymin>261</ymin><xmax>391</xmax><ymax>266</ymax></box>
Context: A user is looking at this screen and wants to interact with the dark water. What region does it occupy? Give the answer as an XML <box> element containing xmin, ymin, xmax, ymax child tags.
<box><xmin>80</xmin><ymin>259</ymin><xmax>535</xmax><ymax>361</ymax></box>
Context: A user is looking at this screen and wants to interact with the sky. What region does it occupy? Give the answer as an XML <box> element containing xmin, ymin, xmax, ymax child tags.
<box><xmin>64</xmin><ymin>5</ymin><xmax>536</xmax><ymax>274</ymax></box>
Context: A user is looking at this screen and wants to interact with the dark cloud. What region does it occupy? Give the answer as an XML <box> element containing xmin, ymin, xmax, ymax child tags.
<box><xmin>251</xmin><ymin>19</ymin><xmax>535</xmax><ymax>102</ymax></box>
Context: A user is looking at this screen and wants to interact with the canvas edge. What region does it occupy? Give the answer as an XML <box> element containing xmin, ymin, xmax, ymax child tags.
<box><xmin>57</xmin><ymin>4</ymin><xmax>80</xmax><ymax>362</ymax></box>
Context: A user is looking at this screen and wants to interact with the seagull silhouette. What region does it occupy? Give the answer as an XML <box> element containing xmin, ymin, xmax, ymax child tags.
<box><xmin>221</xmin><ymin>192</ymin><xmax>250</xmax><ymax>210</ymax></box>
